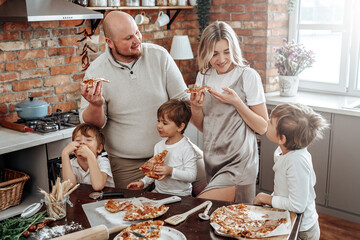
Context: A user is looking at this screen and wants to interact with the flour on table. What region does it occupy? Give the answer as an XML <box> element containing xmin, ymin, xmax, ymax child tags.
<box><xmin>29</xmin><ymin>221</ymin><xmax>83</xmax><ymax>240</ymax></box>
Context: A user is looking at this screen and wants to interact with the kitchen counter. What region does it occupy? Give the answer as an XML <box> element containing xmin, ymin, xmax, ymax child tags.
<box><xmin>266</xmin><ymin>91</ymin><xmax>360</xmax><ymax>117</ymax></box>
<box><xmin>0</xmin><ymin>127</ymin><xmax>75</xmax><ymax>155</ymax></box>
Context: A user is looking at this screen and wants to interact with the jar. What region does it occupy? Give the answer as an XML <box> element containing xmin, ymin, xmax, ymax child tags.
<box><xmin>142</xmin><ymin>0</ymin><xmax>155</xmax><ymax>6</ymax></box>
<box><xmin>156</xmin><ymin>0</ymin><xmax>167</xmax><ymax>6</ymax></box>
<box><xmin>89</xmin><ymin>0</ymin><xmax>107</xmax><ymax>6</ymax></box>
<box><xmin>126</xmin><ymin>0</ymin><xmax>140</xmax><ymax>6</ymax></box>
<box><xmin>107</xmin><ymin>0</ymin><xmax>120</xmax><ymax>6</ymax></box>
<box><xmin>168</xmin><ymin>0</ymin><xmax>177</xmax><ymax>6</ymax></box>
<box><xmin>76</xmin><ymin>0</ymin><xmax>88</xmax><ymax>6</ymax></box>
<box><xmin>177</xmin><ymin>0</ymin><xmax>186</xmax><ymax>5</ymax></box>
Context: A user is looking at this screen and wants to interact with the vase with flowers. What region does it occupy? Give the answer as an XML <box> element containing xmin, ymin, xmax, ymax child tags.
<box><xmin>275</xmin><ymin>38</ymin><xmax>315</xmax><ymax>96</ymax></box>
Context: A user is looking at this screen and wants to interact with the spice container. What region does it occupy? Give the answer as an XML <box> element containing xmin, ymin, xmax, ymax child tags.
<box><xmin>126</xmin><ymin>0</ymin><xmax>140</xmax><ymax>6</ymax></box>
<box><xmin>89</xmin><ymin>0</ymin><xmax>107</xmax><ymax>6</ymax></box>
<box><xmin>168</xmin><ymin>0</ymin><xmax>177</xmax><ymax>6</ymax></box>
<box><xmin>142</xmin><ymin>0</ymin><xmax>155</xmax><ymax>6</ymax></box>
<box><xmin>156</xmin><ymin>0</ymin><xmax>167</xmax><ymax>6</ymax></box>
<box><xmin>44</xmin><ymin>196</ymin><xmax>72</xmax><ymax>220</ymax></box>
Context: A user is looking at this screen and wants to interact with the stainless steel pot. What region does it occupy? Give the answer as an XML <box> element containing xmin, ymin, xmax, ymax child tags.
<box><xmin>14</xmin><ymin>97</ymin><xmax>49</xmax><ymax>120</ymax></box>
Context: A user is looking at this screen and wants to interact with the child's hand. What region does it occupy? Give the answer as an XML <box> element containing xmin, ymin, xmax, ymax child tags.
<box><xmin>253</xmin><ymin>192</ymin><xmax>272</xmax><ymax>206</ymax></box>
<box><xmin>62</xmin><ymin>141</ymin><xmax>80</xmax><ymax>156</ymax></box>
<box><xmin>75</xmin><ymin>144</ymin><xmax>95</xmax><ymax>159</ymax></box>
<box><xmin>155</xmin><ymin>165</ymin><xmax>172</xmax><ymax>177</ymax></box>
<box><xmin>127</xmin><ymin>181</ymin><xmax>144</xmax><ymax>190</ymax></box>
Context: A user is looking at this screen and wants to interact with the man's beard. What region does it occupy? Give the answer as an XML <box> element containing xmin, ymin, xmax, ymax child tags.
<box><xmin>113</xmin><ymin>44</ymin><xmax>142</xmax><ymax>62</ymax></box>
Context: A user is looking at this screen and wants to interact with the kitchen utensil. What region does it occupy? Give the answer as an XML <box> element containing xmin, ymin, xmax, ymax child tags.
<box><xmin>0</xmin><ymin>120</ymin><xmax>34</xmax><ymax>132</ymax></box>
<box><xmin>52</xmin><ymin>224</ymin><xmax>127</xmax><ymax>240</ymax></box>
<box><xmin>21</xmin><ymin>202</ymin><xmax>43</xmax><ymax>218</ymax></box>
<box><xmin>89</xmin><ymin>191</ymin><xmax>124</xmax><ymax>200</ymax></box>
<box><xmin>198</xmin><ymin>200</ymin><xmax>212</xmax><ymax>220</ymax></box>
<box><xmin>164</xmin><ymin>200</ymin><xmax>211</xmax><ymax>225</ymax></box>
<box><xmin>139</xmin><ymin>195</ymin><xmax>182</xmax><ymax>206</ymax></box>
<box><xmin>155</xmin><ymin>11</ymin><xmax>170</xmax><ymax>28</ymax></box>
<box><xmin>14</xmin><ymin>97</ymin><xmax>49</xmax><ymax>120</ymax></box>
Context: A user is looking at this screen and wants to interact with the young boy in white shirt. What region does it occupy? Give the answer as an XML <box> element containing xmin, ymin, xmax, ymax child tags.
<box><xmin>62</xmin><ymin>123</ymin><xmax>114</xmax><ymax>191</ymax></box>
<box><xmin>254</xmin><ymin>103</ymin><xmax>328</xmax><ymax>240</ymax></box>
<box><xmin>127</xmin><ymin>99</ymin><xmax>202</xmax><ymax>196</ymax></box>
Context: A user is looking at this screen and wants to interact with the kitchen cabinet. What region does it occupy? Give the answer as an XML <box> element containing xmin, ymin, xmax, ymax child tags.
<box><xmin>259</xmin><ymin>106</ymin><xmax>332</xmax><ymax>204</ymax></box>
<box><xmin>328</xmin><ymin>114</ymin><xmax>360</xmax><ymax>215</ymax></box>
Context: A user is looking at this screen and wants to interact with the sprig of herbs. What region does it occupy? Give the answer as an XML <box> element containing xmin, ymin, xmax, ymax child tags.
<box><xmin>0</xmin><ymin>211</ymin><xmax>47</xmax><ymax>240</ymax></box>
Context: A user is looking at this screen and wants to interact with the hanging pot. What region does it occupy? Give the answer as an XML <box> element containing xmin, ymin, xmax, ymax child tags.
<box><xmin>14</xmin><ymin>97</ymin><xmax>49</xmax><ymax>120</ymax></box>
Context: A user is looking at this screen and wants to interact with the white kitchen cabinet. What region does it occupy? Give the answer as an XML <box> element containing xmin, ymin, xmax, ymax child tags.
<box><xmin>258</xmin><ymin>105</ymin><xmax>331</xmax><ymax>206</ymax></box>
<box><xmin>328</xmin><ymin>114</ymin><xmax>360</xmax><ymax>215</ymax></box>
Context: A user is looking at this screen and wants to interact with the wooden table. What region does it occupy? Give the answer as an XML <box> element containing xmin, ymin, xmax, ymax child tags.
<box><xmin>53</xmin><ymin>184</ymin><xmax>302</xmax><ymax>240</ymax></box>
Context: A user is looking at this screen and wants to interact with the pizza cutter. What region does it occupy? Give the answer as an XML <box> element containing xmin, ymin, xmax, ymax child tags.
<box><xmin>89</xmin><ymin>191</ymin><xmax>124</xmax><ymax>200</ymax></box>
<box><xmin>198</xmin><ymin>200</ymin><xmax>212</xmax><ymax>220</ymax></box>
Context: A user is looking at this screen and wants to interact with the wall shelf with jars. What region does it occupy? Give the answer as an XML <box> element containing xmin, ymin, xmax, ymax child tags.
<box><xmin>87</xmin><ymin>6</ymin><xmax>195</xmax><ymax>30</ymax></box>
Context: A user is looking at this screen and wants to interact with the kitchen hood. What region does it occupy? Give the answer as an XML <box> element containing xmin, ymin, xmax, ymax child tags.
<box><xmin>0</xmin><ymin>0</ymin><xmax>103</xmax><ymax>22</ymax></box>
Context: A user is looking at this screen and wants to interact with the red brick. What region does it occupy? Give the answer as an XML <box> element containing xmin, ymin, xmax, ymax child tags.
<box><xmin>13</xmin><ymin>79</ymin><xmax>43</xmax><ymax>91</ymax></box>
<box><xmin>0</xmin><ymin>52</ymin><xmax>16</xmax><ymax>62</ymax></box>
<box><xmin>245</xmin><ymin>4</ymin><xmax>267</xmax><ymax>12</ymax></box>
<box><xmin>213</xmin><ymin>0</ymin><xmax>231</xmax><ymax>5</ymax></box>
<box><xmin>44</xmin><ymin>75</ymin><xmax>71</xmax><ymax>87</ymax></box>
<box><xmin>37</xmin><ymin>57</ymin><xmax>64</xmax><ymax>68</ymax></box>
<box><xmin>60</xmin><ymin>19</ymin><xmax>85</xmax><ymax>27</ymax></box>
<box><xmin>30</xmin><ymin>39</ymin><xmax>57</xmax><ymax>48</ymax></box>
<box><xmin>0</xmin><ymin>41</ymin><xmax>29</xmax><ymax>51</ymax></box>
<box><xmin>48</xmin><ymin>47</ymin><xmax>75</xmax><ymax>56</ymax></box>
<box><xmin>0</xmin><ymin>104</ymin><xmax>8</xmax><ymax>114</ymax></box>
<box><xmin>0</xmin><ymin>92</ymin><xmax>26</xmax><ymax>104</ymax></box>
<box><xmin>58</xmin><ymin>36</ymin><xmax>82</xmax><ymax>46</ymax></box>
<box><xmin>253</xmin><ymin>13</ymin><xmax>267</xmax><ymax>20</ymax></box>
<box><xmin>0</xmin><ymin>72</ymin><xmax>20</xmax><ymax>82</ymax></box>
<box><xmin>72</xmin><ymin>73</ymin><xmax>85</xmax><ymax>82</ymax></box>
<box><xmin>5</xmin><ymin>60</ymin><xmax>36</xmax><ymax>71</ymax></box>
<box><xmin>55</xmin><ymin>83</ymin><xmax>80</xmax><ymax>94</ymax></box>
<box><xmin>65</xmin><ymin>56</ymin><xmax>82</xmax><ymax>64</ymax></box>
<box><xmin>50</xmin><ymin>65</ymin><xmax>78</xmax><ymax>75</ymax></box>
<box><xmin>66</xmin><ymin>92</ymin><xmax>81</xmax><ymax>101</ymax></box>
<box><xmin>51</xmin><ymin>102</ymin><xmax>77</xmax><ymax>113</ymax></box>
<box><xmin>29</xmin><ymin>89</ymin><xmax>54</xmax><ymax>98</ymax></box>
<box><xmin>268</xmin><ymin>4</ymin><xmax>288</xmax><ymax>12</ymax></box>
<box><xmin>0</xmin><ymin>83</ymin><xmax>11</xmax><ymax>94</ymax></box>
<box><xmin>30</xmin><ymin>21</ymin><xmax>59</xmax><ymax>29</ymax></box>
<box><xmin>2</xmin><ymin>22</ymin><xmax>29</xmax><ymax>31</ymax></box>
<box><xmin>209</xmin><ymin>14</ymin><xmax>231</xmax><ymax>21</ymax></box>
<box><xmin>0</xmin><ymin>32</ymin><xmax>20</xmax><ymax>41</ymax></box>
<box><xmin>223</xmin><ymin>5</ymin><xmax>244</xmax><ymax>12</ymax></box>
<box><xmin>0</xmin><ymin>63</ymin><xmax>3</xmax><ymax>72</ymax></box>
<box><xmin>232</xmin><ymin>13</ymin><xmax>252</xmax><ymax>21</ymax></box>
<box><xmin>44</xmin><ymin>95</ymin><xmax>65</xmax><ymax>104</ymax></box>
<box><xmin>52</xmin><ymin>28</ymin><xmax>78</xmax><ymax>37</ymax></box>
<box><xmin>21</xmin><ymin>69</ymin><xmax>49</xmax><ymax>80</ymax></box>
<box><xmin>17</xmin><ymin>49</ymin><xmax>47</xmax><ymax>60</ymax></box>
<box><xmin>22</xmin><ymin>31</ymin><xmax>33</xmax><ymax>40</ymax></box>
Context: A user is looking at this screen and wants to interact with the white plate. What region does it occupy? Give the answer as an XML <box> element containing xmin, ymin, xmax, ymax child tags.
<box><xmin>114</xmin><ymin>226</ymin><xmax>186</xmax><ymax>240</ymax></box>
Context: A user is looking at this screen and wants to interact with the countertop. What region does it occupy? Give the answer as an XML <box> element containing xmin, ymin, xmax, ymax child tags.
<box><xmin>0</xmin><ymin>127</ymin><xmax>75</xmax><ymax>155</ymax></box>
<box><xmin>266</xmin><ymin>91</ymin><xmax>360</xmax><ymax>117</ymax></box>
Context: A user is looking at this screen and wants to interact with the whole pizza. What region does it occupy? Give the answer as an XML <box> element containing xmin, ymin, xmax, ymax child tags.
<box><xmin>118</xmin><ymin>220</ymin><xmax>164</xmax><ymax>240</ymax></box>
<box><xmin>210</xmin><ymin>203</ymin><xmax>289</xmax><ymax>239</ymax></box>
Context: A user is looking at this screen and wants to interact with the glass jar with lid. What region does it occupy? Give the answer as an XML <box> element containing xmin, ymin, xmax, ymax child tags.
<box><xmin>156</xmin><ymin>0</ymin><xmax>167</xmax><ymax>6</ymax></box>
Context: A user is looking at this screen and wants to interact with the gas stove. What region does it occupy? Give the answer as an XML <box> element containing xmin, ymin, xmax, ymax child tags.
<box><xmin>14</xmin><ymin>109</ymin><xmax>80</xmax><ymax>134</ymax></box>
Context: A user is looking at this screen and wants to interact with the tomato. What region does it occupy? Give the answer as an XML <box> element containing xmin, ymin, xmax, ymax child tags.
<box><xmin>28</xmin><ymin>225</ymin><xmax>36</xmax><ymax>232</ymax></box>
<box><xmin>23</xmin><ymin>230</ymin><xmax>30</xmax><ymax>237</ymax></box>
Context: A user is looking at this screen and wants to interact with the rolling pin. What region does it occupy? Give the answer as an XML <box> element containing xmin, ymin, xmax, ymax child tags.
<box><xmin>0</xmin><ymin>120</ymin><xmax>34</xmax><ymax>132</ymax></box>
<box><xmin>52</xmin><ymin>224</ymin><xmax>127</xmax><ymax>240</ymax></box>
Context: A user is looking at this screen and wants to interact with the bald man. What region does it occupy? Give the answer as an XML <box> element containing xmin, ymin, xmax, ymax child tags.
<box><xmin>79</xmin><ymin>11</ymin><xmax>206</xmax><ymax>193</ymax></box>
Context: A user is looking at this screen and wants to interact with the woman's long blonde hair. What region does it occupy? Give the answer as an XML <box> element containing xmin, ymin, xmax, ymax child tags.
<box><xmin>197</xmin><ymin>21</ymin><xmax>247</xmax><ymax>74</ymax></box>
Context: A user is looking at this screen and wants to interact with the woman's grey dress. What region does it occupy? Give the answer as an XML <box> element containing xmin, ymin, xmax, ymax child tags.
<box><xmin>199</xmin><ymin>68</ymin><xmax>259</xmax><ymax>202</ymax></box>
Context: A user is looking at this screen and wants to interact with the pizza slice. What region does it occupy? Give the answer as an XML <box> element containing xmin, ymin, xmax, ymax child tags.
<box><xmin>104</xmin><ymin>199</ymin><xmax>133</xmax><ymax>213</ymax></box>
<box><xmin>185</xmin><ymin>85</ymin><xmax>211</xmax><ymax>94</ymax></box>
<box><xmin>123</xmin><ymin>204</ymin><xmax>169</xmax><ymax>221</ymax></box>
<box><xmin>139</xmin><ymin>150</ymin><xmax>168</xmax><ymax>180</ymax></box>
<box><xmin>81</xmin><ymin>77</ymin><xmax>111</xmax><ymax>88</ymax></box>
<box><xmin>118</xmin><ymin>220</ymin><xmax>164</xmax><ymax>240</ymax></box>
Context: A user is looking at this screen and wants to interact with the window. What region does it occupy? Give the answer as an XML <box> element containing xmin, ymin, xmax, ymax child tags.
<box><xmin>289</xmin><ymin>0</ymin><xmax>360</xmax><ymax>96</ymax></box>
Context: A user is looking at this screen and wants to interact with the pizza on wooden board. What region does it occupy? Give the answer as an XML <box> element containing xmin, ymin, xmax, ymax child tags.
<box><xmin>185</xmin><ymin>86</ymin><xmax>211</xmax><ymax>94</ymax></box>
<box><xmin>104</xmin><ymin>199</ymin><xmax>169</xmax><ymax>220</ymax></box>
<box><xmin>118</xmin><ymin>220</ymin><xmax>164</xmax><ymax>240</ymax></box>
<box><xmin>210</xmin><ymin>203</ymin><xmax>288</xmax><ymax>239</ymax></box>
<box><xmin>81</xmin><ymin>78</ymin><xmax>111</xmax><ymax>88</ymax></box>
<box><xmin>139</xmin><ymin>150</ymin><xmax>168</xmax><ymax>180</ymax></box>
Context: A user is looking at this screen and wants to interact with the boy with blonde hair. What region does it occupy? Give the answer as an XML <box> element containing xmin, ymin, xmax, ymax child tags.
<box><xmin>254</xmin><ymin>103</ymin><xmax>328</xmax><ymax>240</ymax></box>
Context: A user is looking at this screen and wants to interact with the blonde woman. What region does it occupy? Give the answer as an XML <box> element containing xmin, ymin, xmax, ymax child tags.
<box><xmin>191</xmin><ymin>21</ymin><xmax>268</xmax><ymax>203</ymax></box>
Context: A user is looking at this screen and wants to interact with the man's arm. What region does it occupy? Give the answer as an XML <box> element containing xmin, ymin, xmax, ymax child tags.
<box><xmin>80</xmin><ymin>82</ymin><xmax>106</xmax><ymax>127</ymax></box>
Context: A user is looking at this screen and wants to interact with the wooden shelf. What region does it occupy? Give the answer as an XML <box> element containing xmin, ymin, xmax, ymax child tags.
<box><xmin>87</xmin><ymin>6</ymin><xmax>195</xmax><ymax>10</ymax></box>
<box><xmin>87</xmin><ymin>6</ymin><xmax>195</xmax><ymax>30</ymax></box>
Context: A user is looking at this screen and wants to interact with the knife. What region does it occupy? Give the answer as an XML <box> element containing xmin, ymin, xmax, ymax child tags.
<box><xmin>89</xmin><ymin>191</ymin><xmax>124</xmax><ymax>200</ymax></box>
<box><xmin>0</xmin><ymin>120</ymin><xmax>34</xmax><ymax>132</ymax></box>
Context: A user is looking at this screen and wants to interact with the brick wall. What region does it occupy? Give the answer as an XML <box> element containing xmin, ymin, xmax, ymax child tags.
<box><xmin>0</xmin><ymin>0</ymin><xmax>289</xmax><ymax>121</ymax></box>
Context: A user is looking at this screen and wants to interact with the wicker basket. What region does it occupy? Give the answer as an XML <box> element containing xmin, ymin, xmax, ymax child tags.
<box><xmin>0</xmin><ymin>168</ymin><xmax>30</xmax><ymax>212</ymax></box>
